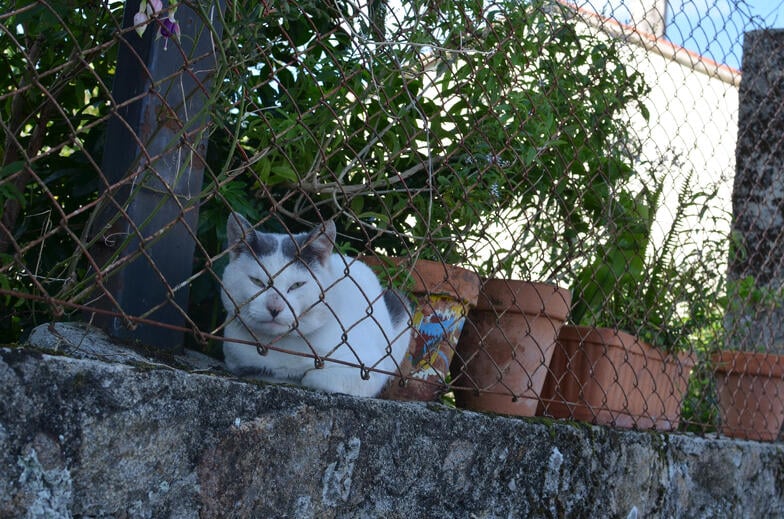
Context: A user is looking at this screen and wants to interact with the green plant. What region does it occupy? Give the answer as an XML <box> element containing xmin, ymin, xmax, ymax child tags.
<box><xmin>569</xmin><ymin>168</ymin><xmax>726</xmax><ymax>353</ymax></box>
<box><xmin>418</xmin><ymin>5</ymin><xmax>648</xmax><ymax>278</ymax></box>
<box><xmin>0</xmin><ymin>0</ymin><xmax>651</xmax><ymax>352</ymax></box>
<box><xmin>677</xmin><ymin>272</ymin><xmax>784</xmax><ymax>432</ymax></box>
<box><xmin>721</xmin><ymin>272</ymin><xmax>784</xmax><ymax>353</ymax></box>
<box><xmin>186</xmin><ymin>0</ymin><xmax>650</xmax><ymax>344</ymax></box>
<box><xmin>0</xmin><ymin>1</ymin><xmax>122</xmax><ymax>343</ymax></box>
<box><xmin>198</xmin><ymin>0</ymin><xmax>646</xmax><ymax>262</ymax></box>
<box><xmin>677</xmin><ymin>273</ymin><xmax>781</xmax><ymax>432</ymax></box>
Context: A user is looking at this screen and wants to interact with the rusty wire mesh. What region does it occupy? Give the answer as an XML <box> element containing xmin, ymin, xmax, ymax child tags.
<box><xmin>2</xmin><ymin>0</ymin><xmax>784</xmax><ymax>440</ymax></box>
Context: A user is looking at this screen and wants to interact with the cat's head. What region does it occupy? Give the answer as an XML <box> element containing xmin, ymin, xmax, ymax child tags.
<box><xmin>220</xmin><ymin>213</ymin><xmax>337</xmax><ymax>337</ymax></box>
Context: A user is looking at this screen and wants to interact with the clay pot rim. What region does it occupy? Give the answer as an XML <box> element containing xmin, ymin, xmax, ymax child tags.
<box><xmin>474</xmin><ymin>278</ymin><xmax>571</xmax><ymax>322</ymax></box>
<box><xmin>359</xmin><ymin>256</ymin><xmax>481</xmax><ymax>305</ymax></box>
<box><xmin>712</xmin><ymin>350</ymin><xmax>784</xmax><ymax>378</ymax></box>
<box><xmin>558</xmin><ymin>325</ymin><xmax>696</xmax><ymax>366</ymax></box>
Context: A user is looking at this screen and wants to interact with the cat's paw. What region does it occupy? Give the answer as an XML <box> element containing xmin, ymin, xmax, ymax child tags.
<box><xmin>301</xmin><ymin>367</ymin><xmax>386</xmax><ymax>398</ymax></box>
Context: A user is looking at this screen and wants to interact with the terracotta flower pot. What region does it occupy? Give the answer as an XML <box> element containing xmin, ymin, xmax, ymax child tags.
<box><xmin>450</xmin><ymin>279</ymin><xmax>571</xmax><ymax>416</ymax></box>
<box><xmin>538</xmin><ymin>325</ymin><xmax>695</xmax><ymax>430</ymax></box>
<box><xmin>362</xmin><ymin>257</ymin><xmax>481</xmax><ymax>401</ymax></box>
<box><xmin>712</xmin><ymin>351</ymin><xmax>784</xmax><ymax>442</ymax></box>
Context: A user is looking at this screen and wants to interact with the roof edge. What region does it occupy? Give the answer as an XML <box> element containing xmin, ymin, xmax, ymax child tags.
<box><xmin>559</xmin><ymin>0</ymin><xmax>742</xmax><ymax>87</ymax></box>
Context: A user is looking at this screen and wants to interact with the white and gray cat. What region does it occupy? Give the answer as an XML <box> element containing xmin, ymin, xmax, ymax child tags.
<box><xmin>221</xmin><ymin>213</ymin><xmax>412</xmax><ymax>397</ymax></box>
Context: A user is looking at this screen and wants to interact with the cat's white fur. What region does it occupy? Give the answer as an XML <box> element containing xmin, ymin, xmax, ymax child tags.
<box><xmin>221</xmin><ymin>213</ymin><xmax>411</xmax><ymax>397</ymax></box>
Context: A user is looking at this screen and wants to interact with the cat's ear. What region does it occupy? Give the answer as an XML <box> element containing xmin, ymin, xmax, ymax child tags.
<box><xmin>302</xmin><ymin>220</ymin><xmax>336</xmax><ymax>265</ymax></box>
<box><xmin>226</xmin><ymin>212</ymin><xmax>253</xmax><ymax>255</ymax></box>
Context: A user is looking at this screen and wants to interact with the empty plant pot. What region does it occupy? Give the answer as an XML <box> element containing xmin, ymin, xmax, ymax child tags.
<box><xmin>713</xmin><ymin>351</ymin><xmax>784</xmax><ymax>442</ymax></box>
<box><xmin>450</xmin><ymin>279</ymin><xmax>571</xmax><ymax>416</ymax></box>
<box><xmin>363</xmin><ymin>257</ymin><xmax>480</xmax><ymax>401</ymax></box>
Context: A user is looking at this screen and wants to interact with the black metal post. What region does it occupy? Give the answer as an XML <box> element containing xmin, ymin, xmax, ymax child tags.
<box><xmin>91</xmin><ymin>1</ymin><xmax>225</xmax><ymax>352</ymax></box>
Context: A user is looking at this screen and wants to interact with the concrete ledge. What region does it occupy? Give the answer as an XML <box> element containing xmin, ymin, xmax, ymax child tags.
<box><xmin>1</xmin><ymin>324</ymin><xmax>783</xmax><ymax>518</ymax></box>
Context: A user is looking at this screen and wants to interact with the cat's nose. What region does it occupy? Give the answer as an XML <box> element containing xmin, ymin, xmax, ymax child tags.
<box><xmin>267</xmin><ymin>304</ymin><xmax>282</xmax><ymax>319</ymax></box>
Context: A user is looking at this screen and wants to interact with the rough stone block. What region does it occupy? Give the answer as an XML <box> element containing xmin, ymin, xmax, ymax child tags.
<box><xmin>1</xmin><ymin>323</ymin><xmax>783</xmax><ymax>517</ymax></box>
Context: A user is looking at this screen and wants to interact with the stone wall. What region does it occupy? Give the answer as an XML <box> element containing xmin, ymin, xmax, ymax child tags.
<box><xmin>2</xmin><ymin>324</ymin><xmax>783</xmax><ymax>518</ymax></box>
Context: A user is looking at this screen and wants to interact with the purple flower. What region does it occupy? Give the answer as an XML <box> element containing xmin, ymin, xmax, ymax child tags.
<box><xmin>135</xmin><ymin>0</ymin><xmax>179</xmax><ymax>50</ymax></box>
<box><xmin>160</xmin><ymin>17</ymin><xmax>178</xmax><ymax>38</ymax></box>
<box><xmin>157</xmin><ymin>6</ymin><xmax>180</xmax><ymax>50</ymax></box>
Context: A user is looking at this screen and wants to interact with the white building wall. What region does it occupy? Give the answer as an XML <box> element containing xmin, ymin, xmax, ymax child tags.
<box><xmin>574</xmin><ymin>9</ymin><xmax>738</xmax><ymax>263</ymax></box>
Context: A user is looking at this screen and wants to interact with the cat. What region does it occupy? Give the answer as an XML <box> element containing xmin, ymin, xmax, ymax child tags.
<box><xmin>220</xmin><ymin>212</ymin><xmax>412</xmax><ymax>397</ymax></box>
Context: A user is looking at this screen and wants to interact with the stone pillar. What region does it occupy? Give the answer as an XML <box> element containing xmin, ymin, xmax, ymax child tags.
<box><xmin>725</xmin><ymin>29</ymin><xmax>784</xmax><ymax>353</ymax></box>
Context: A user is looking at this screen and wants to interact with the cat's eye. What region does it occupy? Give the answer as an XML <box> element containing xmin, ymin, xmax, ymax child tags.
<box><xmin>249</xmin><ymin>276</ymin><xmax>267</xmax><ymax>288</ymax></box>
<box><xmin>287</xmin><ymin>281</ymin><xmax>306</xmax><ymax>292</ymax></box>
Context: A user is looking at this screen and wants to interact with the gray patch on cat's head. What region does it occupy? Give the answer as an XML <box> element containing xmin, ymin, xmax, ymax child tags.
<box><xmin>248</xmin><ymin>232</ymin><xmax>277</xmax><ymax>258</ymax></box>
<box><xmin>281</xmin><ymin>220</ymin><xmax>336</xmax><ymax>266</ymax></box>
<box><xmin>383</xmin><ymin>289</ymin><xmax>411</xmax><ymax>326</ymax></box>
<box><xmin>226</xmin><ymin>212</ymin><xmax>277</xmax><ymax>258</ymax></box>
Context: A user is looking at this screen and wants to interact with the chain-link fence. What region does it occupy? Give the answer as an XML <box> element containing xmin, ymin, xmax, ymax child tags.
<box><xmin>2</xmin><ymin>0</ymin><xmax>783</xmax><ymax>440</ymax></box>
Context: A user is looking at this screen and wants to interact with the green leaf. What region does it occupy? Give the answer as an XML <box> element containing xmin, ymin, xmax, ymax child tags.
<box><xmin>252</xmin><ymin>158</ymin><xmax>271</xmax><ymax>184</ymax></box>
<box><xmin>269</xmin><ymin>165</ymin><xmax>298</xmax><ymax>183</ymax></box>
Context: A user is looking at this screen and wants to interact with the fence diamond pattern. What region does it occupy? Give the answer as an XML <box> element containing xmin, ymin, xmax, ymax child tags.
<box><xmin>2</xmin><ymin>0</ymin><xmax>784</xmax><ymax>440</ymax></box>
